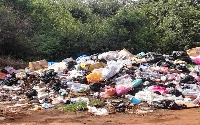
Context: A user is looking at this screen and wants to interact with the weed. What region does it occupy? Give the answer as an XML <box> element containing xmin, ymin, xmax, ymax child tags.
<box><xmin>62</xmin><ymin>102</ymin><xmax>87</xmax><ymax>111</ymax></box>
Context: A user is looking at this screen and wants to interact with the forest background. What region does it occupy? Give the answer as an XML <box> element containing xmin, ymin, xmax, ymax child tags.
<box><xmin>0</xmin><ymin>0</ymin><xmax>200</xmax><ymax>62</ymax></box>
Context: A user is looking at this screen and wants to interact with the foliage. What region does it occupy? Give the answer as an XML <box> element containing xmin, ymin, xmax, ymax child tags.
<box><xmin>0</xmin><ymin>0</ymin><xmax>200</xmax><ymax>60</ymax></box>
<box><xmin>88</xmin><ymin>99</ymin><xmax>106</xmax><ymax>107</ymax></box>
<box><xmin>87</xmin><ymin>0</ymin><xmax>125</xmax><ymax>17</ymax></box>
<box><xmin>136</xmin><ymin>0</ymin><xmax>200</xmax><ymax>53</ymax></box>
<box><xmin>107</xmin><ymin>7</ymin><xmax>158</xmax><ymax>53</ymax></box>
<box><xmin>0</xmin><ymin>3</ymin><xmax>37</xmax><ymax>60</ymax></box>
<box><xmin>62</xmin><ymin>101</ymin><xmax>87</xmax><ymax>111</ymax></box>
<box><xmin>59</xmin><ymin>99</ymin><xmax>105</xmax><ymax>111</ymax></box>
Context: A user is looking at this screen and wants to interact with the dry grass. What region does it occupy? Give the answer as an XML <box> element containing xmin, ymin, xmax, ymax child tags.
<box><xmin>0</xmin><ymin>57</ymin><xmax>27</xmax><ymax>69</ymax></box>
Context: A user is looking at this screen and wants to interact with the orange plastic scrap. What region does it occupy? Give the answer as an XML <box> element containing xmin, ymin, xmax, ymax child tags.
<box><xmin>0</xmin><ymin>71</ymin><xmax>6</xmax><ymax>80</ymax></box>
<box><xmin>105</xmin><ymin>86</ymin><xmax>116</xmax><ymax>96</ymax></box>
<box><xmin>86</xmin><ymin>71</ymin><xmax>104</xmax><ymax>83</ymax></box>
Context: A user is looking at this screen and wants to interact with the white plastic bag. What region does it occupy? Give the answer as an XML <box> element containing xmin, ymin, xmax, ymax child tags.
<box><xmin>87</xmin><ymin>106</ymin><xmax>108</xmax><ymax>115</ymax></box>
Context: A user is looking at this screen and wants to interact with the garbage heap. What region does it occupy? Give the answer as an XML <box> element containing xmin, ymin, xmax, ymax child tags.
<box><xmin>1</xmin><ymin>49</ymin><xmax>200</xmax><ymax>116</ymax></box>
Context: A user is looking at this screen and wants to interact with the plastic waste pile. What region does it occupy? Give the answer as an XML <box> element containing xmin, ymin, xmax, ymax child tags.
<box><xmin>1</xmin><ymin>48</ymin><xmax>200</xmax><ymax>116</ymax></box>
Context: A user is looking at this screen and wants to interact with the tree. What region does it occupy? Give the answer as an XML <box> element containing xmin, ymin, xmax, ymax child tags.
<box><xmin>104</xmin><ymin>7</ymin><xmax>158</xmax><ymax>54</ymax></box>
<box><xmin>137</xmin><ymin>0</ymin><xmax>200</xmax><ymax>53</ymax></box>
<box><xmin>0</xmin><ymin>1</ymin><xmax>37</xmax><ymax>60</ymax></box>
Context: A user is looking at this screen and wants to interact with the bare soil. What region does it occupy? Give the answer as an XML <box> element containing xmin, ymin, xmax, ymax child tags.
<box><xmin>1</xmin><ymin>105</ymin><xmax>200</xmax><ymax>125</ymax></box>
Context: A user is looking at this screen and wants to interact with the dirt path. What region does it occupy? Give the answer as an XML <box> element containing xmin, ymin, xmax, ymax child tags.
<box><xmin>1</xmin><ymin>107</ymin><xmax>200</xmax><ymax>125</ymax></box>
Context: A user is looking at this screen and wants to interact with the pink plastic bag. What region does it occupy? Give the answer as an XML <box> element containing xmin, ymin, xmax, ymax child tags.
<box><xmin>160</xmin><ymin>66</ymin><xmax>169</xmax><ymax>73</ymax></box>
<box><xmin>193</xmin><ymin>58</ymin><xmax>200</xmax><ymax>64</ymax></box>
<box><xmin>193</xmin><ymin>74</ymin><xmax>200</xmax><ymax>82</ymax></box>
<box><xmin>149</xmin><ymin>86</ymin><xmax>167</xmax><ymax>95</ymax></box>
<box><xmin>116</xmin><ymin>86</ymin><xmax>131</xmax><ymax>96</ymax></box>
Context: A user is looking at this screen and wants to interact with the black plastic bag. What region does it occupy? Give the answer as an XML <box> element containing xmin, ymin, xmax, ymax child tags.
<box><xmin>180</xmin><ymin>75</ymin><xmax>196</xmax><ymax>84</ymax></box>
<box><xmin>67</xmin><ymin>61</ymin><xmax>76</xmax><ymax>71</ymax></box>
<box><xmin>26</xmin><ymin>89</ymin><xmax>38</xmax><ymax>100</ymax></box>
<box><xmin>40</xmin><ymin>69</ymin><xmax>57</xmax><ymax>84</ymax></box>
<box><xmin>89</xmin><ymin>82</ymin><xmax>105</xmax><ymax>92</ymax></box>
<box><xmin>2</xmin><ymin>73</ymin><xmax>18</xmax><ymax>86</ymax></box>
<box><xmin>153</xmin><ymin>100</ymin><xmax>185</xmax><ymax>110</ymax></box>
<box><xmin>172</xmin><ymin>51</ymin><xmax>192</xmax><ymax>63</ymax></box>
<box><xmin>146</xmin><ymin>52</ymin><xmax>165</xmax><ymax>63</ymax></box>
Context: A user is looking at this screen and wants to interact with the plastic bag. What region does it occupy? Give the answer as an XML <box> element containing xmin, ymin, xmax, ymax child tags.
<box><xmin>115</xmin><ymin>74</ymin><xmax>133</xmax><ymax>88</ymax></box>
<box><xmin>105</xmin><ymin>86</ymin><xmax>116</xmax><ymax>96</ymax></box>
<box><xmin>87</xmin><ymin>106</ymin><xmax>108</xmax><ymax>115</ymax></box>
<box><xmin>116</xmin><ymin>86</ymin><xmax>131</xmax><ymax>96</ymax></box>
<box><xmin>66</xmin><ymin>82</ymin><xmax>89</xmax><ymax>93</ymax></box>
<box><xmin>130</xmin><ymin>97</ymin><xmax>141</xmax><ymax>104</ymax></box>
<box><xmin>98</xmin><ymin>51</ymin><xmax>119</xmax><ymax>61</ymax></box>
<box><xmin>89</xmin><ymin>82</ymin><xmax>105</xmax><ymax>92</ymax></box>
<box><xmin>102</xmin><ymin>65</ymin><xmax>118</xmax><ymax>79</ymax></box>
<box><xmin>149</xmin><ymin>86</ymin><xmax>168</xmax><ymax>95</ymax></box>
<box><xmin>48</xmin><ymin>62</ymin><xmax>67</xmax><ymax>73</ymax></box>
<box><xmin>86</xmin><ymin>71</ymin><xmax>104</xmax><ymax>83</ymax></box>
<box><xmin>132</xmin><ymin>79</ymin><xmax>143</xmax><ymax>88</ymax></box>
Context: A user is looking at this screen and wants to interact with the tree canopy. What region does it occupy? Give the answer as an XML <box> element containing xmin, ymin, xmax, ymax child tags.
<box><xmin>0</xmin><ymin>0</ymin><xmax>199</xmax><ymax>61</ymax></box>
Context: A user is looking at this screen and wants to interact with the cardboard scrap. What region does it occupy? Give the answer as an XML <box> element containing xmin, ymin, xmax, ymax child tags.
<box><xmin>29</xmin><ymin>59</ymin><xmax>48</xmax><ymax>71</ymax></box>
<box><xmin>187</xmin><ymin>47</ymin><xmax>200</xmax><ymax>57</ymax></box>
<box><xmin>0</xmin><ymin>71</ymin><xmax>6</xmax><ymax>79</ymax></box>
<box><xmin>119</xmin><ymin>48</ymin><xmax>134</xmax><ymax>58</ymax></box>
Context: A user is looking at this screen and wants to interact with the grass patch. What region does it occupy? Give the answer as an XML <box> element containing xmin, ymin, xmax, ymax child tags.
<box><xmin>186</xmin><ymin>63</ymin><xmax>196</xmax><ymax>68</ymax></box>
<box><xmin>62</xmin><ymin>102</ymin><xmax>87</xmax><ymax>111</ymax></box>
<box><xmin>88</xmin><ymin>100</ymin><xmax>106</xmax><ymax>108</ymax></box>
<box><xmin>59</xmin><ymin>100</ymin><xmax>106</xmax><ymax>111</ymax></box>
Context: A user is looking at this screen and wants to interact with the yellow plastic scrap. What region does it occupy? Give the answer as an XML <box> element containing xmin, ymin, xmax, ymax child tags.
<box><xmin>131</xmin><ymin>57</ymin><xmax>144</xmax><ymax>63</ymax></box>
<box><xmin>81</xmin><ymin>63</ymin><xmax>88</xmax><ymax>70</ymax></box>
<box><xmin>88</xmin><ymin>62</ymin><xmax>107</xmax><ymax>71</ymax></box>
<box><xmin>174</xmin><ymin>59</ymin><xmax>186</xmax><ymax>64</ymax></box>
<box><xmin>81</xmin><ymin>62</ymin><xmax>107</xmax><ymax>71</ymax></box>
<box><xmin>86</xmin><ymin>71</ymin><xmax>104</xmax><ymax>83</ymax></box>
<box><xmin>34</xmin><ymin>105</ymin><xmax>42</xmax><ymax>110</ymax></box>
